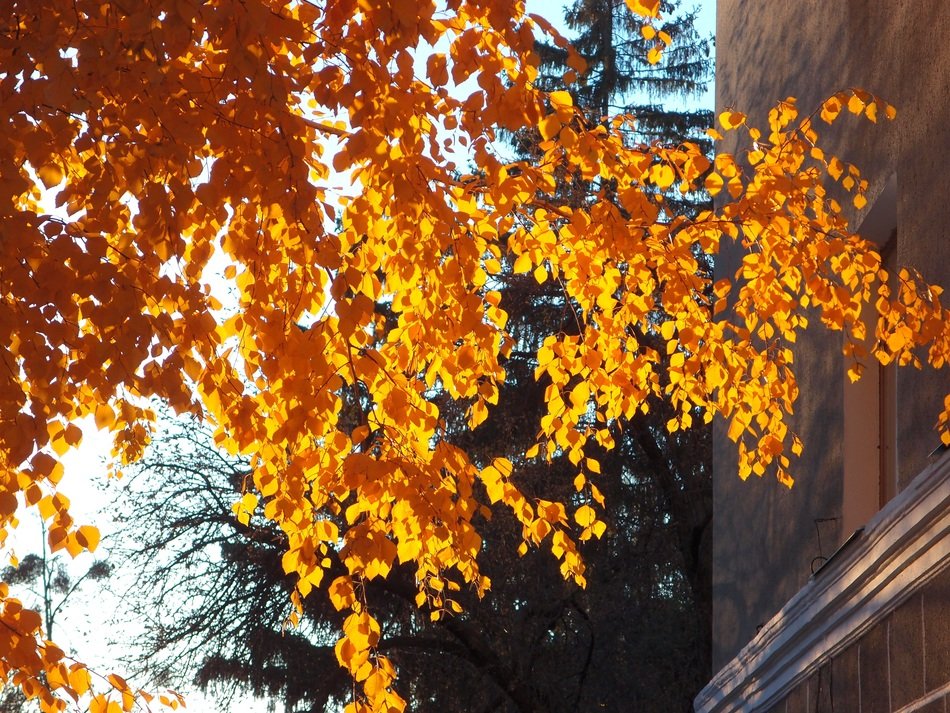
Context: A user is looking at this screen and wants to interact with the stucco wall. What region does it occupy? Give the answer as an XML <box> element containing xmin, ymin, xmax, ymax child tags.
<box><xmin>713</xmin><ymin>0</ymin><xmax>950</xmax><ymax>670</ymax></box>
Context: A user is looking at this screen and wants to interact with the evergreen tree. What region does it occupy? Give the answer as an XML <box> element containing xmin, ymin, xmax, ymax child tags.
<box><xmin>538</xmin><ymin>0</ymin><xmax>712</xmax><ymax>142</ymax></box>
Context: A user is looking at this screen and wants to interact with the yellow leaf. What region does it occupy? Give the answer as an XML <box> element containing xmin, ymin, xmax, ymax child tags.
<box><xmin>233</xmin><ymin>492</ymin><xmax>258</xmax><ymax>525</ymax></box>
<box><xmin>68</xmin><ymin>667</ymin><xmax>91</xmax><ymax>696</ymax></box>
<box><xmin>828</xmin><ymin>157</ymin><xmax>844</xmax><ymax>181</ymax></box>
<box><xmin>343</xmin><ymin>611</ymin><xmax>380</xmax><ymax>651</ymax></box>
<box><xmin>512</xmin><ymin>252</ymin><xmax>532</xmax><ymax>274</ymax></box>
<box><xmin>107</xmin><ymin>673</ymin><xmax>129</xmax><ymax>692</ymax></box>
<box><xmin>704</xmin><ymin>172</ymin><xmax>724</xmax><ymax>196</ymax></box>
<box><xmin>847</xmin><ymin>363</ymin><xmax>863</xmax><ymax>383</ymax></box>
<box><xmin>727</xmin><ymin>418</ymin><xmax>744</xmax><ymax>442</ymax></box>
<box><xmin>569</xmin><ymin>381</ymin><xmax>590</xmax><ymax>411</ymax></box>
<box><xmin>457</xmin><ymin>344</ymin><xmax>477</xmax><ymax>370</ymax></box>
<box><xmin>480</xmin><ymin>461</ymin><xmax>506</xmax><ymax>504</ymax></box>
<box><xmin>549</xmin><ymin>90</ymin><xmax>573</xmax><ymax>111</ymax></box>
<box><xmin>46</xmin><ymin>662</ymin><xmax>68</xmax><ymax>689</ymax></box>
<box><xmin>315</xmin><ymin>519</ymin><xmax>339</xmax><ymax>542</ymax></box>
<box><xmin>329</xmin><ymin>576</ymin><xmax>356</xmax><ymax>611</ymax></box>
<box><xmin>76</xmin><ymin>525</ymin><xmax>100</xmax><ymax>552</ymax></box>
<box><xmin>719</xmin><ymin>111</ymin><xmax>746</xmax><ymax>130</ymax></box>
<box><xmin>364</xmin><ymin>668</ymin><xmax>392</xmax><ymax>699</ymax></box>
<box><xmin>624</xmin><ymin>0</ymin><xmax>661</xmax><ymax>18</ymax></box>
<box><xmin>651</xmin><ymin>163</ymin><xmax>675</xmax><ymax>188</ymax></box>
<box><xmin>37</xmin><ymin>163</ymin><xmax>64</xmax><ymax>189</ymax></box>
<box><xmin>590</xmin><ymin>484</ymin><xmax>605</xmax><ymax>507</ymax></box>
<box><xmin>574</xmin><ymin>504</ymin><xmax>596</xmax><ymax>527</ymax></box>
<box><xmin>820</xmin><ymin>95</ymin><xmax>843</xmax><ymax>124</ymax></box>
<box><xmin>538</xmin><ymin>114</ymin><xmax>562</xmax><ymax>141</ymax></box>
<box><xmin>94</xmin><ymin>403</ymin><xmax>115</xmax><ymax>430</ymax></box>
<box><xmin>705</xmin><ymin>362</ymin><xmax>727</xmax><ymax>391</ymax></box>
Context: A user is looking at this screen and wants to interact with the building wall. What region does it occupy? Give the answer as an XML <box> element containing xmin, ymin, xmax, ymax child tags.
<box><xmin>713</xmin><ymin>0</ymin><xmax>950</xmax><ymax>670</ymax></box>
<box><xmin>696</xmin><ymin>452</ymin><xmax>950</xmax><ymax>713</ymax></box>
<box><xmin>763</xmin><ymin>563</ymin><xmax>950</xmax><ymax>713</ymax></box>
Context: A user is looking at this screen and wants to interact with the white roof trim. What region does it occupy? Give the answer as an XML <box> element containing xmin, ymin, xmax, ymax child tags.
<box><xmin>695</xmin><ymin>450</ymin><xmax>950</xmax><ymax>713</ymax></box>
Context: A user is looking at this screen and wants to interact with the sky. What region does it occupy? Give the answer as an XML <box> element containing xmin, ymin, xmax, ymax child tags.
<box><xmin>4</xmin><ymin>2</ymin><xmax>717</xmax><ymax>711</ymax></box>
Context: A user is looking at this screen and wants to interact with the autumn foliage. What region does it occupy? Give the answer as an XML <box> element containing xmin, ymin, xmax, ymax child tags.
<box><xmin>2</xmin><ymin>0</ymin><xmax>949</xmax><ymax>709</ymax></box>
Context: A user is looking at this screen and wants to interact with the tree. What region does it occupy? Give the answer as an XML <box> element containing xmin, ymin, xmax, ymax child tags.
<box><xmin>535</xmin><ymin>0</ymin><xmax>711</xmax><ymax>143</ymax></box>
<box><xmin>0</xmin><ymin>537</ymin><xmax>110</xmax><ymax>713</ymax></box>
<box><xmin>116</xmin><ymin>414</ymin><xmax>708</xmax><ymax>713</ymax></box>
<box><xmin>2</xmin><ymin>0</ymin><xmax>949</xmax><ymax>711</ymax></box>
<box><xmin>112</xmin><ymin>6</ymin><xmax>716</xmax><ymax>711</ymax></box>
<box><xmin>1</xmin><ymin>527</ymin><xmax>111</xmax><ymax>644</ymax></box>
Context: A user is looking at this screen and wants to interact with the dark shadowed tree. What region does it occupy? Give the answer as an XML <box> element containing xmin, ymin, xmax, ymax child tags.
<box><xmin>113</xmin><ymin>405</ymin><xmax>710</xmax><ymax>713</ymax></box>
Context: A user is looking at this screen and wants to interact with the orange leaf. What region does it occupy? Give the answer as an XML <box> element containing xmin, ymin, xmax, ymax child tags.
<box><xmin>719</xmin><ymin>110</ymin><xmax>746</xmax><ymax>130</ymax></box>
<box><xmin>820</xmin><ymin>95</ymin><xmax>843</xmax><ymax>123</ymax></box>
<box><xmin>624</xmin><ymin>0</ymin><xmax>661</xmax><ymax>18</ymax></box>
<box><xmin>76</xmin><ymin>525</ymin><xmax>101</xmax><ymax>552</ymax></box>
<box><xmin>704</xmin><ymin>172</ymin><xmax>724</xmax><ymax>196</ymax></box>
<box><xmin>94</xmin><ymin>403</ymin><xmax>115</xmax><ymax>430</ymax></box>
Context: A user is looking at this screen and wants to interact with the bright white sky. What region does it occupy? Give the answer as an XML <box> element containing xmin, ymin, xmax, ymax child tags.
<box><xmin>4</xmin><ymin>2</ymin><xmax>716</xmax><ymax>711</ymax></box>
